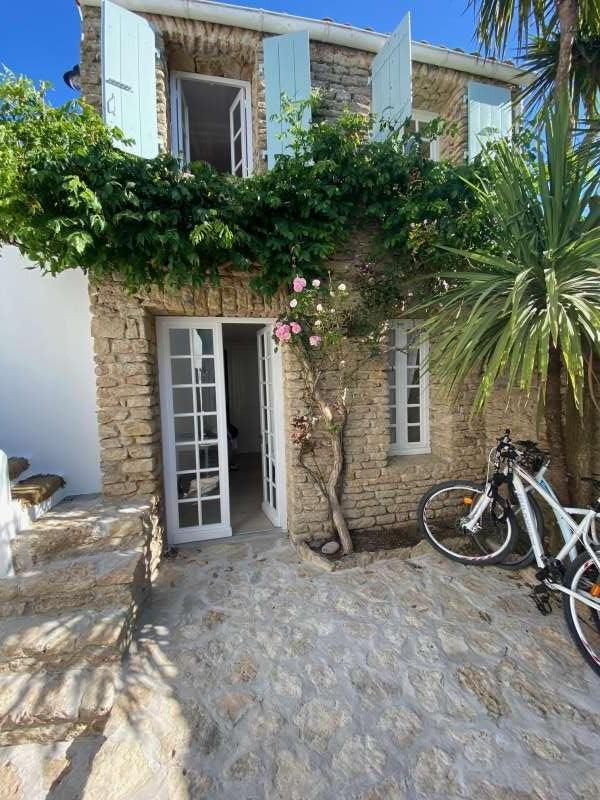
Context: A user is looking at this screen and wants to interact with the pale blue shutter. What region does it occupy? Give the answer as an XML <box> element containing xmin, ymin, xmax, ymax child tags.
<box><xmin>101</xmin><ymin>0</ymin><xmax>158</xmax><ymax>158</ymax></box>
<box><xmin>371</xmin><ymin>13</ymin><xmax>412</xmax><ymax>141</ymax></box>
<box><xmin>263</xmin><ymin>31</ymin><xmax>311</xmax><ymax>169</ymax></box>
<box><xmin>468</xmin><ymin>81</ymin><xmax>512</xmax><ymax>160</ymax></box>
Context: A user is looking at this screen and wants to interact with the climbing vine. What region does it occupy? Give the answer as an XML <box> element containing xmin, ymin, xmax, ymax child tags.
<box><xmin>0</xmin><ymin>72</ymin><xmax>488</xmax><ymax>296</ymax></box>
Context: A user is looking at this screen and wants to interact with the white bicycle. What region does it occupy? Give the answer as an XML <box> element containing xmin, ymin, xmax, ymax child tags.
<box><xmin>417</xmin><ymin>431</ymin><xmax>600</xmax><ymax>676</ymax></box>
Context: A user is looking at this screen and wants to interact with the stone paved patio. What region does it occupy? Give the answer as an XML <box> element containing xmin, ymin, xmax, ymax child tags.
<box><xmin>2</xmin><ymin>533</ymin><xmax>600</xmax><ymax>799</ymax></box>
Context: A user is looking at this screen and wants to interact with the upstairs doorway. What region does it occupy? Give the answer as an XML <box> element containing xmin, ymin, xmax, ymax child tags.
<box><xmin>170</xmin><ymin>72</ymin><xmax>253</xmax><ymax>176</ymax></box>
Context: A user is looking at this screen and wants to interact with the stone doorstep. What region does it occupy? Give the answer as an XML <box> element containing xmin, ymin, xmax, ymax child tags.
<box><xmin>10</xmin><ymin>515</ymin><xmax>146</xmax><ymax>572</ymax></box>
<box><xmin>0</xmin><ymin>546</ymin><xmax>151</xmax><ymax>619</ymax></box>
<box><xmin>0</xmin><ymin>605</ymin><xmax>132</xmax><ymax>672</ymax></box>
<box><xmin>0</xmin><ymin>665</ymin><xmax>117</xmax><ymax>746</ymax></box>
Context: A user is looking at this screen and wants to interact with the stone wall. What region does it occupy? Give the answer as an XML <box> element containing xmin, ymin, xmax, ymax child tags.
<box><xmin>80</xmin><ymin>5</ymin><xmax>517</xmax><ymax>167</ymax></box>
<box><xmin>89</xmin><ymin>235</ymin><xmax>542</xmax><ymax>544</ymax></box>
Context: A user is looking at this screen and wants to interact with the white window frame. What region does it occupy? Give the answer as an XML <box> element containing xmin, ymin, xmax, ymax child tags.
<box><xmin>409</xmin><ymin>109</ymin><xmax>440</xmax><ymax>161</ymax></box>
<box><xmin>170</xmin><ymin>71</ymin><xmax>254</xmax><ymax>176</ymax></box>
<box><xmin>389</xmin><ymin>321</ymin><xmax>430</xmax><ymax>456</ymax></box>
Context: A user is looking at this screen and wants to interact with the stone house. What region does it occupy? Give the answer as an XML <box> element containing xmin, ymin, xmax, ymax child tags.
<box><xmin>76</xmin><ymin>0</ymin><xmax>534</xmax><ymax>548</ymax></box>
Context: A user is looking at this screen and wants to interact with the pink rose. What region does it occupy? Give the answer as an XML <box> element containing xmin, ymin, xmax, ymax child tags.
<box><xmin>290</xmin><ymin>322</ymin><xmax>302</xmax><ymax>334</ymax></box>
<box><xmin>293</xmin><ymin>276</ymin><xmax>307</xmax><ymax>293</ymax></box>
<box><xmin>275</xmin><ymin>324</ymin><xmax>291</xmax><ymax>340</ymax></box>
<box><xmin>309</xmin><ymin>335</ymin><xmax>321</xmax><ymax>347</ymax></box>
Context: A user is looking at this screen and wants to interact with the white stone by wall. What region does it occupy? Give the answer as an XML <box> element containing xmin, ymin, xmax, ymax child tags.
<box><xmin>0</xmin><ymin>246</ymin><xmax>101</xmax><ymax>495</ymax></box>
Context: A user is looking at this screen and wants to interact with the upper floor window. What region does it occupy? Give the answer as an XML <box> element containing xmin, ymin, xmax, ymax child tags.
<box><xmin>406</xmin><ymin>110</ymin><xmax>440</xmax><ymax>161</ymax></box>
<box><xmin>170</xmin><ymin>72</ymin><xmax>253</xmax><ymax>177</ymax></box>
<box><xmin>388</xmin><ymin>321</ymin><xmax>430</xmax><ymax>455</ymax></box>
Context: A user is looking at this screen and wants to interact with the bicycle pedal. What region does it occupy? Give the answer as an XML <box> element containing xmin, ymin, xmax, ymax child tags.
<box><xmin>530</xmin><ymin>585</ymin><xmax>552</xmax><ymax>615</ymax></box>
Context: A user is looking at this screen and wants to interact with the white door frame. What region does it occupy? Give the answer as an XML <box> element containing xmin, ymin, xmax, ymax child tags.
<box><xmin>170</xmin><ymin>71</ymin><xmax>254</xmax><ymax>176</ymax></box>
<box><xmin>157</xmin><ymin>316</ymin><xmax>287</xmax><ymax>545</ymax></box>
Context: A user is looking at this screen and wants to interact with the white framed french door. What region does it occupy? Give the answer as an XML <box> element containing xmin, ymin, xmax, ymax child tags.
<box><xmin>157</xmin><ymin>318</ymin><xmax>230</xmax><ymax>543</ymax></box>
<box><xmin>157</xmin><ymin>317</ymin><xmax>286</xmax><ymax>544</ymax></box>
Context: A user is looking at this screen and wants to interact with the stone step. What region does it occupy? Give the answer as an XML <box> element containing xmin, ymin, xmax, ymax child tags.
<box><xmin>0</xmin><ymin>665</ymin><xmax>117</xmax><ymax>746</ymax></box>
<box><xmin>11</xmin><ymin>496</ymin><xmax>147</xmax><ymax>571</ymax></box>
<box><xmin>0</xmin><ymin>547</ymin><xmax>150</xmax><ymax>619</ymax></box>
<box><xmin>11</xmin><ymin>474</ymin><xmax>66</xmax><ymax>507</ymax></box>
<box><xmin>0</xmin><ymin>605</ymin><xmax>133</xmax><ymax>672</ymax></box>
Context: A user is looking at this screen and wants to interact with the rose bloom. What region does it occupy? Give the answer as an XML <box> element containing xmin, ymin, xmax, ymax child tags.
<box><xmin>290</xmin><ymin>322</ymin><xmax>302</xmax><ymax>334</ymax></box>
<box><xmin>293</xmin><ymin>276</ymin><xmax>307</xmax><ymax>292</ymax></box>
<box><xmin>275</xmin><ymin>324</ymin><xmax>291</xmax><ymax>340</ymax></box>
<box><xmin>289</xmin><ymin>298</ymin><xmax>298</xmax><ymax>308</ymax></box>
<box><xmin>338</xmin><ymin>283</ymin><xmax>347</xmax><ymax>291</ymax></box>
<box><xmin>312</xmin><ymin>279</ymin><xmax>321</xmax><ymax>287</ymax></box>
<box><xmin>316</xmin><ymin>303</ymin><xmax>323</xmax><ymax>312</ymax></box>
<box><xmin>309</xmin><ymin>335</ymin><xmax>322</xmax><ymax>347</ymax></box>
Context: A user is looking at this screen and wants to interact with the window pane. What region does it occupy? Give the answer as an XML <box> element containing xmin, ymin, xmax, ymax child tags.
<box><xmin>389</xmin><ymin>388</ymin><xmax>396</xmax><ymax>406</ymax></box>
<box><xmin>178</xmin><ymin>501</ymin><xmax>199</xmax><ymax>528</ymax></box>
<box><xmin>234</xmin><ymin>133</ymin><xmax>242</xmax><ymax>167</ymax></box>
<box><xmin>169</xmin><ymin>329</ymin><xmax>190</xmax><ymax>356</ymax></box>
<box><xmin>407</xmin><ymin>406</ymin><xmax>420</xmax><ymax>424</ymax></box>
<box><xmin>407</xmin><ymin>366</ymin><xmax>420</xmax><ymax>386</ymax></box>
<box><xmin>389</xmin><ymin>407</ymin><xmax>396</xmax><ymax>425</ymax></box>
<box><xmin>407</xmin><ymin>386</ymin><xmax>420</xmax><ymax>405</ymax></box>
<box><xmin>390</xmin><ymin>426</ymin><xmax>396</xmax><ymax>444</ymax></box>
<box><xmin>200</xmin><ymin>358</ymin><xmax>215</xmax><ymax>384</ymax></box>
<box><xmin>232</xmin><ymin>102</ymin><xmax>241</xmax><ymax>132</ymax></box>
<box><xmin>408</xmin><ymin>426</ymin><xmax>421</xmax><ymax>443</ymax></box>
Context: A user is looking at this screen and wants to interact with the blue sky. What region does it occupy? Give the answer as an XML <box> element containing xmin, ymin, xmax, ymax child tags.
<box><xmin>0</xmin><ymin>0</ymin><xmax>491</xmax><ymax>106</ymax></box>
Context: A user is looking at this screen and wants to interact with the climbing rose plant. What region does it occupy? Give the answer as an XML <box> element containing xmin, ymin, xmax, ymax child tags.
<box><xmin>274</xmin><ymin>275</ymin><xmax>388</xmax><ymax>555</ymax></box>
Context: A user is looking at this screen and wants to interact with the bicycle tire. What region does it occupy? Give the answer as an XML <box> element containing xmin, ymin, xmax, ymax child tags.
<box><xmin>562</xmin><ymin>548</ymin><xmax>600</xmax><ymax>677</ymax></box>
<box><xmin>417</xmin><ymin>480</ymin><xmax>518</xmax><ymax>566</ymax></box>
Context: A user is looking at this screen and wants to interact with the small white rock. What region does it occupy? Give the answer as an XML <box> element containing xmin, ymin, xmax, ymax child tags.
<box><xmin>321</xmin><ymin>540</ymin><xmax>340</xmax><ymax>555</ymax></box>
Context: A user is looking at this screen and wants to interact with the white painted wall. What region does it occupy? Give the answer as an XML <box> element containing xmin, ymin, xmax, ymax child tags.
<box><xmin>0</xmin><ymin>246</ymin><xmax>101</xmax><ymax>495</ymax></box>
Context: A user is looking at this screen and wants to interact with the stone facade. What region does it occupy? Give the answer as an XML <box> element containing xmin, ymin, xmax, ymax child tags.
<box><xmin>81</xmin><ymin>5</ymin><xmax>534</xmax><ymax>544</ymax></box>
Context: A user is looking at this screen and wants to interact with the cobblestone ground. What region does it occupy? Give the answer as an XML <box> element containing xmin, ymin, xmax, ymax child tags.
<box><xmin>3</xmin><ymin>533</ymin><xmax>600</xmax><ymax>799</ymax></box>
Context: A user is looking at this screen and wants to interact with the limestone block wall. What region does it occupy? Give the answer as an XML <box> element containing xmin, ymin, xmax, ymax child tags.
<box><xmin>80</xmin><ymin>5</ymin><xmax>517</xmax><ymax>168</ymax></box>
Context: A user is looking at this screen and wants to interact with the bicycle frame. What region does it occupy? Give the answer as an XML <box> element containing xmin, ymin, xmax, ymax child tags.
<box><xmin>463</xmin><ymin>461</ymin><xmax>600</xmax><ymax>612</ymax></box>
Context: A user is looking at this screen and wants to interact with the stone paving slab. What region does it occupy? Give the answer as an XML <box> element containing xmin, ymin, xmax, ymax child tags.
<box><xmin>2</xmin><ymin>533</ymin><xmax>599</xmax><ymax>799</ymax></box>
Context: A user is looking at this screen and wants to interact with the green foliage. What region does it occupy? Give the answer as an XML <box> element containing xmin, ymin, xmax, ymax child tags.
<box><xmin>412</xmin><ymin>96</ymin><xmax>600</xmax><ymax>414</ymax></box>
<box><xmin>0</xmin><ymin>72</ymin><xmax>485</xmax><ymax>297</ymax></box>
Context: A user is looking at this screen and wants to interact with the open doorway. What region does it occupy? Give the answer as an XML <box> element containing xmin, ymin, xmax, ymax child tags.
<box><xmin>157</xmin><ymin>317</ymin><xmax>285</xmax><ymax>545</ymax></box>
<box><xmin>170</xmin><ymin>72</ymin><xmax>253</xmax><ymax>176</ymax></box>
<box><xmin>222</xmin><ymin>323</ymin><xmax>277</xmax><ymax>535</ymax></box>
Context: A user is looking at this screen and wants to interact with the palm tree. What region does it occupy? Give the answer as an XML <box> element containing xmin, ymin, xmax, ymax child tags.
<box><xmin>418</xmin><ymin>97</ymin><xmax>600</xmax><ymax>503</ymax></box>
<box><xmin>469</xmin><ymin>0</ymin><xmax>599</xmax><ymax>106</ymax></box>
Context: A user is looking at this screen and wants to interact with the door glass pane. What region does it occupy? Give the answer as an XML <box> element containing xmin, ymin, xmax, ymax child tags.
<box><xmin>408</xmin><ymin>426</ymin><xmax>421</xmax><ymax>443</ymax></box>
<box><xmin>199</xmin><ymin>387</ymin><xmax>217</xmax><ymax>413</ymax></box>
<box><xmin>407</xmin><ymin>367</ymin><xmax>420</xmax><ymax>386</ymax></box>
<box><xmin>171</xmin><ymin>358</ymin><xmax>192</xmax><ymax>385</ymax></box>
<box><xmin>407</xmin><ymin>406</ymin><xmax>420</xmax><ymax>424</ymax></box>
<box><xmin>192</xmin><ymin>329</ymin><xmax>214</xmax><ymax>356</ymax></box>
<box><xmin>170</xmin><ymin>329</ymin><xmax>190</xmax><ymax>356</ymax></box>
<box><xmin>173</xmin><ymin>387</ymin><xmax>194</xmax><ymax>414</ymax></box>
<box><xmin>202</xmin><ymin>414</ymin><xmax>218</xmax><ymax>440</ymax></box>
<box><xmin>176</xmin><ymin>445</ymin><xmax>196</xmax><ymax>471</ymax></box>
<box><xmin>232</xmin><ymin>101</ymin><xmax>241</xmax><ymax>131</ymax></box>
<box><xmin>234</xmin><ymin>134</ymin><xmax>242</xmax><ymax>167</ymax></box>
<box><xmin>407</xmin><ymin>386</ymin><xmax>420</xmax><ymax>405</ymax></box>
<box><xmin>198</xmin><ymin>444</ymin><xmax>219</xmax><ymax>470</ymax></box>
<box><xmin>174</xmin><ymin>416</ymin><xmax>195</xmax><ymax>442</ymax></box>
<box><xmin>199</xmin><ymin>471</ymin><xmax>220</xmax><ymax>497</ymax></box>
<box><xmin>178</xmin><ymin>502</ymin><xmax>199</xmax><ymax>528</ymax></box>
<box><xmin>201</xmin><ymin>499</ymin><xmax>221</xmax><ymax>525</ymax></box>
<box><xmin>177</xmin><ymin>472</ymin><xmax>196</xmax><ymax>499</ymax></box>
<box><xmin>200</xmin><ymin>359</ymin><xmax>215</xmax><ymax>383</ymax></box>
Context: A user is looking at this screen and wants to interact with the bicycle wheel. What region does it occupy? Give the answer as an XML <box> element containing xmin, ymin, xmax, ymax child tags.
<box><xmin>417</xmin><ymin>480</ymin><xmax>517</xmax><ymax>566</ymax></box>
<box><xmin>562</xmin><ymin>549</ymin><xmax>600</xmax><ymax>677</ymax></box>
<box><xmin>498</xmin><ymin>494</ymin><xmax>545</xmax><ymax>570</ymax></box>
